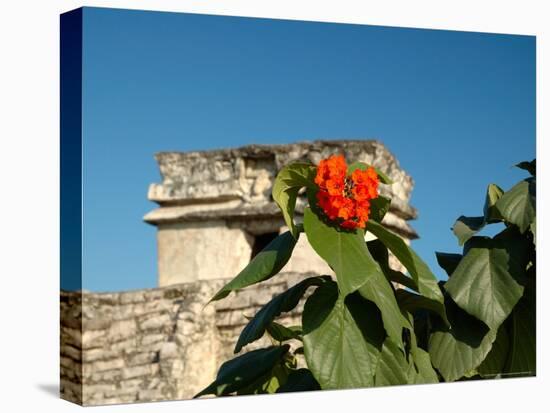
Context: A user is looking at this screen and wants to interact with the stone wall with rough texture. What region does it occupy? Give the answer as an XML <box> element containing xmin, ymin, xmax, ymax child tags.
<box><xmin>60</xmin><ymin>272</ymin><xmax>312</xmax><ymax>406</ymax></box>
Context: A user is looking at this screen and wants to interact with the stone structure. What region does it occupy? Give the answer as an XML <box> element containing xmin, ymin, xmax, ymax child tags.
<box><xmin>60</xmin><ymin>140</ymin><xmax>418</xmax><ymax>406</ymax></box>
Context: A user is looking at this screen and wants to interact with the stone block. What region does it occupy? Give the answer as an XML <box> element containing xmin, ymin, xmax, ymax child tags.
<box><xmin>140</xmin><ymin>333</ymin><xmax>166</xmax><ymax>347</ymax></box>
<box><xmin>159</xmin><ymin>342</ymin><xmax>178</xmax><ymax>360</ymax></box>
<box><xmin>110</xmin><ymin>337</ymin><xmax>138</xmax><ymax>353</ymax></box>
<box><xmin>157</xmin><ymin>221</ymin><xmax>253</xmax><ymax>286</ymax></box>
<box><xmin>122</xmin><ymin>364</ymin><xmax>154</xmax><ymax>380</ymax></box>
<box><xmin>139</xmin><ymin>312</ymin><xmax>171</xmax><ymax>331</ymax></box>
<box><xmin>84</xmin><ymin>358</ymin><xmax>124</xmax><ymax>375</ymax></box>
<box><xmin>138</xmin><ymin>388</ymin><xmax>167</xmax><ymax>401</ymax></box>
<box><xmin>83</xmin><ymin>348</ymin><xmax>117</xmax><ymax>363</ymax></box>
<box><xmin>62</xmin><ymin>344</ymin><xmax>81</xmax><ymax>361</ymax></box>
<box><xmin>108</xmin><ymin>319</ymin><xmax>137</xmax><ymax>341</ymax></box>
<box><xmin>127</xmin><ymin>351</ymin><xmax>157</xmax><ymax>366</ymax></box>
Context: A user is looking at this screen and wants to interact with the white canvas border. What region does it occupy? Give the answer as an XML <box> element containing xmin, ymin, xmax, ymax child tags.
<box><xmin>0</xmin><ymin>1</ymin><xmax>547</xmax><ymax>412</ymax></box>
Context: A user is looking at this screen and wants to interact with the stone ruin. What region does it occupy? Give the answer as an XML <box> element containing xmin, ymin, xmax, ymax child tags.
<box><xmin>60</xmin><ymin>140</ymin><xmax>418</xmax><ymax>405</ymax></box>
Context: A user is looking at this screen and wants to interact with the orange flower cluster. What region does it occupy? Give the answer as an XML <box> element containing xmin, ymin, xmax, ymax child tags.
<box><xmin>314</xmin><ymin>154</ymin><xmax>379</xmax><ymax>229</ymax></box>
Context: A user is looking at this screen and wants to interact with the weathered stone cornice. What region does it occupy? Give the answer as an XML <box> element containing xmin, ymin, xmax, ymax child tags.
<box><xmin>145</xmin><ymin>139</ymin><xmax>417</xmax><ymax>226</ymax></box>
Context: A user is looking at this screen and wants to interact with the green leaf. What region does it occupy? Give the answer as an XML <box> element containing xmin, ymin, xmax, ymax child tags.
<box><xmin>452</xmin><ymin>184</ymin><xmax>505</xmax><ymax>245</ymax></box>
<box><xmin>369</xmin><ymin>195</ymin><xmax>391</xmax><ymax>222</ymax></box>
<box><xmin>272</xmin><ymin>163</ymin><xmax>316</xmax><ymax>238</ymax></box>
<box><xmin>408</xmin><ymin>348</ymin><xmax>439</xmax><ymax>384</ymax></box>
<box><xmin>211</xmin><ymin>231</ymin><xmax>297</xmax><ymax>302</ymax></box>
<box><xmin>515</xmin><ymin>159</ymin><xmax>536</xmax><ymax>176</ymax></box>
<box><xmin>304</xmin><ymin>207</ymin><xmax>383</xmax><ymax>297</ymax></box>
<box><xmin>366</xmin><ymin>220</ymin><xmax>444</xmax><ymax>306</ymax></box>
<box><xmin>444</xmin><ymin>234</ymin><xmax>526</xmax><ymax>330</ymax></box>
<box><xmin>302</xmin><ymin>282</ymin><xmax>385</xmax><ymax>390</ymax></box>
<box><xmin>478</xmin><ymin>324</ymin><xmax>509</xmax><ymax>379</ymax></box>
<box><xmin>368</xmin><ymin>239</ymin><xmax>418</xmax><ymax>291</ymax></box>
<box><xmin>374</xmin><ymin>338</ymin><xmax>409</xmax><ymax>386</ymax></box>
<box><xmin>429</xmin><ymin>294</ymin><xmax>498</xmax><ymax>382</ymax></box>
<box><xmin>236</xmin><ymin>361</ymin><xmax>288</xmax><ymax>395</ymax></box>
<box><xmin>304</xmin><ymin>208</ymin><xmax>406</xmax><ymax>347</ymax></box>
<box><xmin>402</xmin><ymin>311</ymin><xmax>439</xmax><ymax>384</ymax></box>
<box><xmin>495</xmin><ymin>178</ymin><xmax>536</xmax><ymax>233</ymax></box>
<box><xmin>267</xmin><ymin>322</ymin><xmax>302</xmax><ymax>343</ymax></box>
<box><xmin>348</xmin><ymin>161</ymin><xmax>393</xmax><ymax>184</ymax></box>
<box><xmin>358</xmin><ymin>278</ymin><xmax>408</xmax><ymax>349</ymax></box>
<box><xmin>235</xmin><ymin>276</ymin><xmax>328</xmax><ymax>352</ymax></box>
<box><xmin>484</xmin><ymin>183</ymin><xmax>504</xmax><ymax>223</ymax></box>
<box><xmin>506</xmin><ymin>294</ymin><xmax>536</xmax><ymax>376</ymax></box>
<box><xmin>276</xmin><ymin>369</ymin><xmax>321</xmax><ymax>393</ymax></box>
<box><xmin>452</xmin><ymin>216</ymin><xmax>485</xmax><ymax>246</ymax></box>
<box><xmin>395</xmin><ymin>289</ymin><xmax>449</xmax><ymax>325</ymax></box>
<box><xmin>194</xmin><ymin>345</ymin><xmax>290</xmax><ymax>397</ymax></box>
<box><xmin>435</xmin><ymin>252</ymin><xmax>462</xmax><ymax>277</ymax></box>
<box><xmin>387</xmin><ymin>271</ymin><xmax>418</xmax><ymax>292</ymax></box>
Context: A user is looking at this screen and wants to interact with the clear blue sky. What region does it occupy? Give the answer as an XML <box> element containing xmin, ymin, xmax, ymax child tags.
<box><xmin>79</xmin><ymin>7</ymin><xmax>535</xmax><ymax>292</ymax></box>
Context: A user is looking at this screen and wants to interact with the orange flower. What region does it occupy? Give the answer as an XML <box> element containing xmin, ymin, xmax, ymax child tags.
<box><xmin>314</xmin><ymin>154</ymin><xmax>346</xmax><ymax>189</ymax></box>
<box><xmin>314</xmin><ymin>156</ymin><xmax>380</xmax><ymax>229</ymax></box>
<box><xmin>351</xmin><ymin>184</ymin><xmax>369</xmax><ymax>201</ymax></box>
<box><xmin>326</xmin><ymin>178</ymin><xmax>344</xmax><ymax>196</ymax></box>
<box><xmin>355</xmin><ymin>200</ymin><xmax>371</xmax><ymax>226</ymax></box>
<box><xmin>335</xmin><ymin>197</ymin><xmax>355</xmax><ymax>220</ymax></box>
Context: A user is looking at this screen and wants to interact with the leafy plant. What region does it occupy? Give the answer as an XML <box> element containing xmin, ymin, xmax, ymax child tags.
<box><xmin>432</xmin><ymin>159</ymin><xmax>536</xmax><ymax>381</ymax></box>
<box><xmin>195</xmin><ymin>157</ymin><xmax>536</xmax><ymax>397</ymax></box>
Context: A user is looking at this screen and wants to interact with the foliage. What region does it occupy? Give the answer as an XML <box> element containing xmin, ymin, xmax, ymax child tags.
<box><xmin>432</xmin><ymin>159</ymin><xmax>536</xmax><ymax>381</ymax></box>
<box><xmin>196</xmin><ymin>157</ymin><xmax>536</xmax><ymax>397</ymax></box>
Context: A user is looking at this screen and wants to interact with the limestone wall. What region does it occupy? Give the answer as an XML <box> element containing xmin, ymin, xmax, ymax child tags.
<box><xmin>60</xmin><ymin>272</ymin><xmax>313</xmax><ymax>406</ymax></box>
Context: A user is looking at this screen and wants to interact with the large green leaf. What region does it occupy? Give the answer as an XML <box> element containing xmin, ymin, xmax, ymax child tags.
<box><xmin>366</xmin><ymin>220</ymin><xmax>444</xmax><ymax>306</ymax></box>
<box><xmin>267</xmin><ymin>322</ymin><xmax>302</xmax><ymax>343</ymax></box>
<box><xmin>429</xmin><ymin>294</ymin><xmax>497</xmax><ymax>382</ymax></box>
<box><xmin>444</xmin><ymin>234</ymin><xmax>526</xmax><ymax>330</ymax></box>
<box><xmin>304</xmin><ymin>207</ymin><xmax>383</xmax><ymax>297</ymax></box>
<box><xmin>302</xmin><ymin>282</ymin><xmax>385</xmax><ymax>390</ymax></box>
<box><xmin>495</xmin><ymin>178</ymin><xmax>536</xmax><ymax>233</ymax></box>
<box><xmin>506</xmin><ymin>294</ymin><xmax>536</xmax><ymax>376</ymax></box>
<box><xmin>408</xmin><ymin>348</ymin><xmax>439</xmax><ymax>384</ymax></box>
<box><xmin>194</xmin><ymin>345</ymin><xmax>289</xmax><ymax>397</ymax></box>
<box><xmin>272</xmin><ymin>163</ymin><xmax>316</xmax><ymax>238</ymax></box>
<box><xmin>235</xmin><ymin>361</ymin><xmax>288</xmax><ymax>395</ymax></box>
<box><xmin>368</xmin><ymin>239</ymin><xmax>418</xmax><ymax>291</ymax></box>
<box><xmin>435</xmin><ymin>252</ymin><xmax>462</xmax><ymax>277</ymax></box>
<box><xmin>395</xmin><ymin>289</ymin><xmax>448</xmax><ymax>325</ymax></box>
<box><xmin>358</xmin><ymin>277</ymin><xmax>408</xmax><ymax>349</ymax></box>
<box><xmin>451</xmin><ymin>184</ymin><xmax>505</xmax><ymax>245</ymax></box>
<box><xmin>276</xmin><ymin>369</ymin><xmax>321</xmax><ymax>393</ymax></box>
<box><xmin>484</xmin><ymin>183</ymin><xmax>504</xmax><ymax>223</ymax></box>
<box><xmin>235</xmin><ymin>276</ymin><xmax>329</xmax><ymax>353</ymax></box>
<box><xmin>402</xmin><ymin>311</ymin><xmax>439</xmax><ymax>384</ymax></box>
<box><xmin>304</xmin><ymin>208</ymin><xmax>405</xmax><ymax>345</ymax></box>
<box><xmin>369</xmin><ymin>195</ymin><xmax>391</xmax><ymax>223</ymax></box>
<box><xmin>478</xmin><ymin>324</ymin><xmax>509</xmax><ymax>378</ymax></box>
<box><xmin>452</xmin><ymin>216</ymin><xmax>485</xmax><ymax>246</ymax></box>
<box><xmin>374</xmin><ymin>338</ymin><xmax>409</xmax><ymax>387</ymax></box>
<box><xmin>211</xmin><ymin>231</ymin><xmax>297</xmax><ymax>301</ymax></box>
